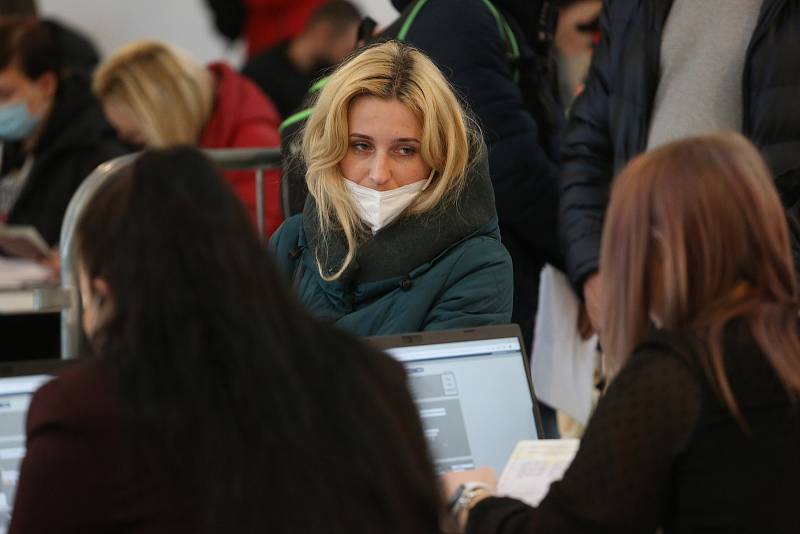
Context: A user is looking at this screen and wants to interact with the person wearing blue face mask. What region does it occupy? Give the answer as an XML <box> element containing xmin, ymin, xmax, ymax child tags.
<box><xmin>0</xmin><ymin>19</ymin><xmax>126</xmax><ymax>361</ymax></box>
<box><xmin>271</xmin><ymin>41</ymin><xmax>513</xmax><ymax>336</ymax></box>
<box><xmin>0</xmin><ymin>19</ymin><xmax>126</xmax><ymax>248</ymax></box>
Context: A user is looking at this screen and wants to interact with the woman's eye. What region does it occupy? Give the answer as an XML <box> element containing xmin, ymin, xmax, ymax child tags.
<box><xmin>397</xmin><ymin>146</ymin><xmax>416</xmax><ymax>156</ymax></box>
<box><xmin>352</xmin><ymin>142</ymin><xmax>371</xmax><ymax>152</ymax></box>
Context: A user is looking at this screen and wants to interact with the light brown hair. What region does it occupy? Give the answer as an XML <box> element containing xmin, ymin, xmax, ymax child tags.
<box><xmin>600</xmin><ymin>132</ymin><xmax>800</xmax><ymax>419</ymax></box>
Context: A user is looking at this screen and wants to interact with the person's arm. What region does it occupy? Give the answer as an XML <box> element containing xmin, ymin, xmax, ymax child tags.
<box><xmin>9</xmin><ymin>379</ymin><xmax>101</xmax><ymax>534</ymax></box>
<box><xmin>466</xmin><ymin>346</ymin><xmax>704</xmax><ymax>533</ymax></box>
<box><xmin>558</xmin><ymin>1</ymin><xmax>615</xmax><ymax>295</ymax></box>
<box><xmin>422</xmin><ymin>233</ymin><xmax>513</xmax><ymax>331</ymax></box>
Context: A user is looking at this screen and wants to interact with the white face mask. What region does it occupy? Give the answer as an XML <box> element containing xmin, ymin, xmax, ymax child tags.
<box><xmin>343</xmin><ymin>172</ymin><xmax>433</xmax><ymax>234</ymax></box>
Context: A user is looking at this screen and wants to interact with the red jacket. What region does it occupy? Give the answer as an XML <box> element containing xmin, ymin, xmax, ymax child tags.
<box><xmin>244</xmin><ymin>0</ymin><xmax>327</xmax><ymax>57</ymax></box>
<box><xmin>200</xmin><ymin>62</ymin><xmax>283</xmax><ymax>237</ymax></box>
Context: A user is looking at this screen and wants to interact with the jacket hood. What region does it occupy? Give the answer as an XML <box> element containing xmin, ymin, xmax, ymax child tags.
<box><xmin>199</xmin><ymin>62</ymin><xmax>280</xmax><ymax>147</ymax></box>
<box><xmin>33</xmin><ymin>73</ymin><xmax>114</xmax><ymax>157</ymax></box>
<box><xmin>302</xmin><ymin>146</ymin><xmax>499</xmax><ymax>284</ymax></box>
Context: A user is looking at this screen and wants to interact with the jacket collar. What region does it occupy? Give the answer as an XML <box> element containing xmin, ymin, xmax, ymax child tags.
<box><xmin>33</xmin><ymin>73</ymin><xmax>104</xmax><ymax>157</ymax></box>
<box><xmin>302</xmin><ymin>147</ymin><xmax>498</xmax><ymax>284</ymax></box>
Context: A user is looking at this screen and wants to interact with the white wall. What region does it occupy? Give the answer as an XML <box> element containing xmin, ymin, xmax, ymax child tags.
<box><xmin>36</xmin><ymin>0</ymin><xmax>400</xmax><ymax>68</ymax></box>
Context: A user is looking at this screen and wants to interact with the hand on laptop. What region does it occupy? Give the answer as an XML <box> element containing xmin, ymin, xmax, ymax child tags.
<box><xmin>441</xmin><ymin>467</ymin><xmax>497</xmax><ymax>531</ymax></box>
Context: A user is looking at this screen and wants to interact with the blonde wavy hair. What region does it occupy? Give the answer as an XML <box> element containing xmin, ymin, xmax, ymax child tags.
<box><xmin>93</xmin><ymin>40</ymin><xmax>214</xmax><ymax>146</ymax></box>
<box><xmin>303</xmin><ymin>40</ymin><xmax>481</xmax><ymax>280</ymax></box>
<box><xmin>601</xmin><ymin>133</ymin><xmax>800</xmax><ymax>422</ymax></box>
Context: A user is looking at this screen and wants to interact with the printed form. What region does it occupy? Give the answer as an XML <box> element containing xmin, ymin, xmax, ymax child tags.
<box><xmin>497</xmin><ymin>439</ymin><xmax>580</xmax><ymax>506</ymax></box>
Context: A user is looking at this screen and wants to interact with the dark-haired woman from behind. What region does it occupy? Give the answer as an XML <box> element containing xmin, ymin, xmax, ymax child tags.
<box><xmin>445</xmin><ymin>133</ymin><xmax>800</xmax><ymax>533</ymax></box>
<box><xmin>9</xmin><ymin>147</ymin><xmax>443</xmax><ymax>534</ymax></box>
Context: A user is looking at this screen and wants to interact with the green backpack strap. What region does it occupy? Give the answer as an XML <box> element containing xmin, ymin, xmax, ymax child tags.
<box><xmin>397</xmin><ymin>0</ymin><xmax>430</xmax><ymax>40</ymax></box>
<box><xmin>279</xmin><ymin>76</ymin><xmax>329</xmax><ymax>133</ymax></box>
<box><xmin>481</xmin><ymin>0</ymin><xmax>521</xmax><ymax>83</ymax></box>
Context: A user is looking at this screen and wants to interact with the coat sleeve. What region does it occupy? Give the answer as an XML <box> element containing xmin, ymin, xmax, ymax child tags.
<box><xmin>404</xmin><ymin>0</ymin><xmax>562</xmax><ymax>265</ymax></box>
<box><xmin>558</xmin><ymin>1</ymin><xmax>615</xmax><ymax>294</ymax></box>
<box><xmin>423</xmin><ymin>235</ymin><xmax>513</xmax><ymax>331</ymax></box>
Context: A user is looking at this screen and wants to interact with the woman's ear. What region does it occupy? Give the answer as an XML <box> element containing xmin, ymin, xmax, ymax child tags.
<box><xmin>91</xmin><ymin>277</ymin><xmax>111</xmax><ymax>304</ymax></box>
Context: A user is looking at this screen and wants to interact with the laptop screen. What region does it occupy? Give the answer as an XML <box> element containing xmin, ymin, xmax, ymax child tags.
<box><xmin>375</xmin><ymin>327</ymin><xmax>540</xmax><ymax>475</ymax></box>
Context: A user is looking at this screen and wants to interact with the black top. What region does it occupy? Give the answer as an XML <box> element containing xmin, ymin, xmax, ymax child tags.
<box><xmin>242</xmin><ymin>41</ymin><xmax>314</xmax><ymax>119</ymax></box>
<box><xmin>468</xmin><ymin>322</ymin><xmax>800</xmax><ymax>533</ymax></box>
<box><xmin>558</xmin><ymin>0</ymin><xmax>800</xmax><ymax>292</ymax></box>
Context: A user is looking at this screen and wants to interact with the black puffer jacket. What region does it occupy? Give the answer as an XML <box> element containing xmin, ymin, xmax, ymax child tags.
<box><xmin>559</xmin><ymin>0</ymin><xmax>800</xmax><ymax>291</ymax></box>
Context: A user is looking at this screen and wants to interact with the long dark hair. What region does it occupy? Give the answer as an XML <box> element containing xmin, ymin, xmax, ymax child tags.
<box><xmin>76</xmin><ymin>147</ymin><xmax>442</xmax><ymax>533</ymax></box>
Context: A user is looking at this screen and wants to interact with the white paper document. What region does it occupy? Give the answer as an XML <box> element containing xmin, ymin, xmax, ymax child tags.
<box><xmin>0</xmin><ymin>257</ymin><xmax>52</xmax><ymax>289</ymax></box>
<box><xmin>497</xmin><ymin>439</ymin><xmax>580</xmax><ymax>507</ymax></box>
<box><xmin>532</xmin><ymin>265</ymin><xmax>598</xmax><ymax>425</ymax></box>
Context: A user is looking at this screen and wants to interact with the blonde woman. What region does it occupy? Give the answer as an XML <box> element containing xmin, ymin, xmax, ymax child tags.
<box><xmin>93</xmin><ymin>40</ymin><xmax>283</xmax><ymax>236</ymax></box>
<box><xmin>444</xmin><ymin>133</ymin><xmax>800</xmax><ymax>533</ymax></box>
<box><xmin>271</xmin><ymin>41</ymin><xmax>513</xmax><ymax>335</ymax></box>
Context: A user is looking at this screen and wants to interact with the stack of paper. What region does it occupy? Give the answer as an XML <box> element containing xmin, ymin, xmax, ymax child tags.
<box><xmin>497</xmin><ymin>439</ymin><xmax>580</xmax><ymax>506</ymax></box>
<box><xmin>0</xmin><ymin>258</ymin><xmax>52</xmax><ymax>289</ymax></box>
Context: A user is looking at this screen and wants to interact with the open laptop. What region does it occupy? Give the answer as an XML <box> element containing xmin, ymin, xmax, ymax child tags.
<box><xmin>369</xmin><ymin>324</ymin><xmax>542</xmax><ymax>475</ymax></box>
<box><xmin>0</xmin><ymin>359</ymin><xmax>73</xmax><ymax>533</ymax></box>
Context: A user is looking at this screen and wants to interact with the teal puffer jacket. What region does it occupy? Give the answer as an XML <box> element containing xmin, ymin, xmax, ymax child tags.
<box><xmin>271</xmin><ymin>154</ymin><xmax>513</xmax><ymax>336</ymax></box>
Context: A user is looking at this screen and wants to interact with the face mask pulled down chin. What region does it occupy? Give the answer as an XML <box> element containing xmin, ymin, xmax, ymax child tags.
<box><xmin>344</xmin><ymin>173</ymin><xmax>432</xmax><ymax>234</ymax></box>
<box><xmin>0</xmin><ymin>102</ymin><xmax>41</xmax><ymax>141</ymax></box>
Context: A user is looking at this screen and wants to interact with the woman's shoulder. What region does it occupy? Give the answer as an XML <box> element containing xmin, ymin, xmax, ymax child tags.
<box><xmin>619</xmin><ymin>331</ymin><xmax>707</xmax><ymax>393</ymax></box>
<box><xmin>270</xmin><ymin>214</ymin><xmax>305</xmax><ymax>261</ymax></box>
<box><xmin>27</xmin><ymin>361</ymin><xmax>117</xmax><ymax>433</ymax></box>
<box><xmin>440</xmin><ymin>220</ymin><xmax>511</xmax><ymax>270</ymax></box>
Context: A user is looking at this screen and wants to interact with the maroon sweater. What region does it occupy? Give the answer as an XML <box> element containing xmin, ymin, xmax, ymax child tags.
<box><xmin>9</xmin><ymin>363</ymin><xmax>193</xmax><ymax>534</ymax></box>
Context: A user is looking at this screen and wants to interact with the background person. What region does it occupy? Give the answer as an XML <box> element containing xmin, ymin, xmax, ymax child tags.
<box><xmin>205</xmin><ymin>0</ymin><xmax>327</xmax><ymax>58</ymax></box>
<box><xmin>271</xmin><ymin>41</ymin><xmax>513</xmax><ymax>335</ymax></box>
<box><xmin>242</xmin><ymin>0</ymin><xmax>361</xmax><ymax>119</ymax></box>
<box><xmin>93</xmin><ymin>40</ymin><xmax>283</xmax><ymax>237</ymax></box>
<box><xmin>9</xmin><ymin>147</ymin><xmax>444</xmax><ymax>534</ymax></box>
<box><xmin>559</xmin><ymin>0</ymin><xmax>800</xmax><ymax>333</ymax></box>
<box><xmin>0</xmin><ymin>20</ymin><xmax>124</xmax><ymax>245</ymax></box>
<box><xmin>0</xmin><ymin>19</ymin><xmax>125</xmax><ymax>361</ymax></box>
<box><xmin>445</xmin><ymin>134</ymin><xmax>800</xmax><ymax>533</ymax></box>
